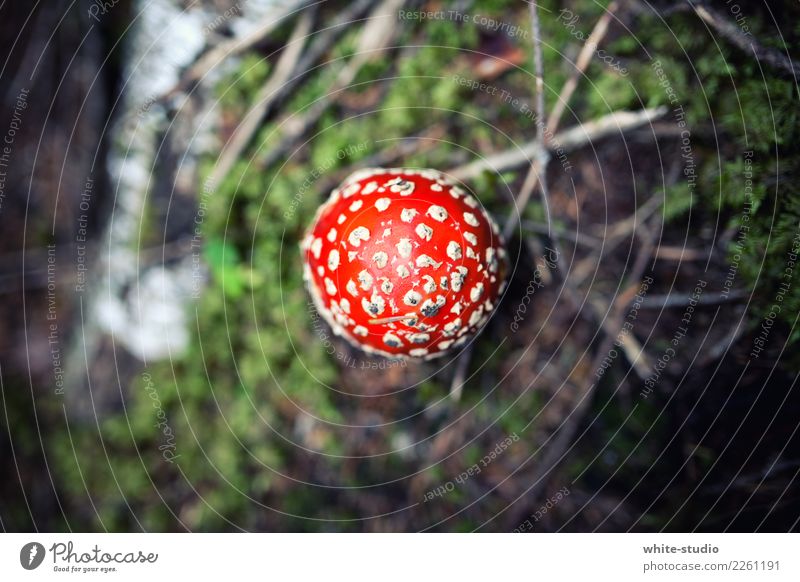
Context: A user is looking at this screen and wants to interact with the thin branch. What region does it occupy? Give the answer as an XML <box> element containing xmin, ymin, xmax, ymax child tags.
<box><xmin>569</xmin><ymin>192</ymin><xmax>663</xmax><ymax>287</ymax></box>
<box><xmin>502</xmin><ymin>1</ymin><xmax>621</xmax><ymax>241</ymax></box>
<box><xmin>521</xmin><ymin>221</ymin><xmax>600</xmax><ymax>249</ymax></box>
<box><xmin>524</xmin><ymin>1</ymin><xmax>560</xmax><ymax>263</ymax></box>
<box><xmin>546</xmin><ymin>1</ymin><xmax>619</xmax><ymax>133</ymax></box>
<box><xmin>692</xmin><ymin>2</ymin><xmax>800</xmax><ymax>78</ymax></box>
<box><xmin>208</xmin><ymin>0</ymin><xmax>381</xmax><ymax>187</ymax></box>
<box><xmin>254</xmin><ymin>0</ymin><xmax>407</xmax><ymax>174</ymax></box>
<box><xmin>208</xmin><ymin>11</ymin><xmax>314</xmax><ymax>188</ymax></box>
<box><xmin>639</xmin><ymin>289</ymin><xmax>748</xmax><ymax>309</ymax></box>
<box><xmin>160</xmin><ymin>0</ymin><xmax>315</xmax><ymax>103</ymax></box>
<box><xmin>449</xmin><ymin>106</ymin><xmax>668</xmax><ymax>182</ymax></box>
<box><xmin>652</xmin><ymin>245</ymin><xmax>707</xmax><ymax>261</ymax></box>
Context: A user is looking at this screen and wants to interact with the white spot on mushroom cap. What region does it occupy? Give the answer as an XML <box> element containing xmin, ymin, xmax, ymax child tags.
<box><xmin>337</xmin><ymin>214</ymin><xmax>347</xmax><ymax>225</ymax></box>
<box><xmin>464</xmin><ymin>232</ymin><xmax>478</xmax><ymax>245</ymax></box>
<box><xmin>421</xmin><ymin>275</ymin><xmax>436</xmax><ymax>293</ymax></box>
<box><xmin>415</xmin><ymin>254</ymin><xmax>442</xmax><ymax>269</ymax></box>
<box><xmin>339</xmin><ymin>298</ymin><xmax>351</xmax><ymax>314</ymax></box>
<box><xmin>332</xmin><ymin>311</ymin><xmax>350</xmax><ymax>327</ymax></box>
<box><xmin>408</xmin><ymin>332</ymin><xmax>430</xmax><ymax>344</ymax></box>
<box><xmin>353</xmin><ymin>325</ymin><xmax>368</xmax><ymax>337</ymax></box>
<box><xmin>443</xmin><ymin>318</ymin><xmax>462</xmax><ymax>335</ymax></box>
<box><xmin>342</xmin><ymin>183</ymin><xmax>360</xmax><ymax>198</ymax></box>
<box><xmin>327</xmin><ymin>228</ymin><xmax>337</xmax><ymax>242</ymax></box>
<box><xmin>310</xmin><ymin>238</ymin><xmax>323</xmax><ymax>259</ymax></box>
<box><xmin>375</xmin><ymin>197</ymin><xmax>391</xmax><ymax>212</ymax></box>
<box><xmin>396</xmin><ymin>264</ymin><xmax>411</xmax><ymax>278</ymax></box>
<box><xmin>380</xmin><ymin>278</ymin><xmax>394</xmax><ymax>294</ymax></box>
<box><xmin>403</xmin><ymin>290</ymin><xmax>422</xmax><ymax>306</ymax></box>
<box><xmin>357</xmin><ymin>270</ymin><xmax>374</xmax><ymax>291</ymax></box>
<box><xmin>463</xmin><ymin>212</ymin><xmax>480</xmax><ymax>227</ymax></box>
<box><xmin>396</xmin><ymin>238</ymin><xmax>412</xmax><ymax>259</ymax></box>
<box><xmin>426</xmin><ymin>205</ymin><xmax>448</xmax><ymax>222</ymax></box>
<box><xmin>324</xmin><ymin>278</ymin><xmax>337</xmax><ymax>296</ymax></box>
<box><xmin>346</xmin><ymin>280</ymin><xmax>358</xmax><ymax>297</ymax></box>
<box><xmin>446</xmin><ymin>241</ymin><xmax>462</xmax><ymax>260</ymax></box>
<box><xmin>400</xmin><ymin>208</ymin><xmax>418</xmax><ymax>223</ymax></box>
<box><xmin>420</xmin><ymin>295</ymin><xmax>446</xmax><ymax>317</ymax></box>
<box><xmin>316</xmin><ymin>266</ymin><xmax>325</xmax><ymax>277</ymax></box>
<box><xmin>348</xmin><ymin>226</ymin><xmax>370</xmax><ymax>247</ymax></box>
<box><xmin>470</xmin><ymin>282</ymin><xmax>485</xmax><ymax>303</ymax></box>
<box><xmin>328</xmin><ymin>249</ymin><xmax>340</xmax><ymax>271</ymax></box>
<box><xmin>415</xmin><ymin>223</ymin><xmax>433</xmax><ymax>241</ymax></box>
<box><xmin>383</xmin><ymin>332</ymin><xmax>403</xmax><ymax>347</ymax></box>
<box><xmin>372</xmin><ymin>251</ymin><xmax>389</xmax><ymax>269</ymax></box>
<box><xmin>450</xmin><ymin>266</ymin><xmax>468</xmax><ymax>292</ymax></box>
<box><xmin>409</xmin><ymin>348</ymin><xmax>429</xmax><ymax>357</ymax></box>
<box><xmin>361</xmin><ymin>292</ymin><xmax>386</xmax><ymax>316</ymax></box>
<box><xmin>362</xmin><ymin>181</ymin><xmax>378</xmax><ymax>195</ymax></box>
<box><xmin>468</xmin><ymin>305</ymin><xmax>484</xmax><ymax>327</ymax></box>
<box><xmin>486</xmin><ymin>247</ymin><xmax>498</xmax><ymax>273</ymax></box>
<box><xmin>388</xmin><ymin>179</ymin><xmax>415</xmax><ymax>194</ymax></box>
<box><xmin>349</xmin><ymin>199</ymin><xmax>363</xmax><ymax>212</ymax></box>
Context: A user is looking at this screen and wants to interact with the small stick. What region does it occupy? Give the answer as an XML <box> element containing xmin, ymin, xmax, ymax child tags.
<box><xmin>159</xmin><ymin>0</ymin><xmax>315</xmax><ymax>102</ymax></box>
<box><xmin>368</xmin><ymin>314</ymin><xmax>417</xmax><ymax>325</ymax></box>
<box><xmin>208</xmin><ymin>11</ymin><xmax>314</xmax><ymax>188</ymax></box>
<box><xmin>692</xmin><ymin>3</ymin><xmax>800</xmax><ymax>78</ymax></box>
<box><xmin>521</xmin><ymin>1</ymin><xmax>560</xmax><ymax>265</ymax></box>
<box><xmin>502</xmin><ymin>2</ymin><xmax>621</xmax><ymax>241</ymax></box>
<box><xmin>449</xmin><ymin>107</ymin><xmax>667</xmax><ymax>181</ymax></box>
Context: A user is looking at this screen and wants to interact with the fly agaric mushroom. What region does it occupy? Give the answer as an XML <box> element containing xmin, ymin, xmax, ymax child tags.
<box><xmin>302</xmin><ymin>167</ymin><xmax>507</xmax><ymax>360</ymax></box>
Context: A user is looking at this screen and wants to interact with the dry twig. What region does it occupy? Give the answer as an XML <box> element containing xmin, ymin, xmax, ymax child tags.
<box><xmin>692</xmin><ymin>2</ymin><xmax>800</xmax><ymax>78</ymax></box>
<box><xmin>502</xmin><ymin>1</ymin><xmax>621</xmax><ymax>240</ymax></box>
<box><xmin>253</xmin><ymin>0</ymin><xmax>407</xmax><ymax>174</ymax></box>
<box><xmin>449</xmin><ymin>107</ymin><xmax>667</xmax><ymax>182</ymax></box>
<box><xmin>525</xmin><ymin>1</ymin><xmax>559</xmax><ymax>260</ymax></box>
<box><xmin>208</xmin><ymin>11</ymin><xmax>314</xmax><ymax>187</ymax></box>
<box><xmin>159</xmin><ymin>0</ymin><xmax>315</xmax><ymax>102</ymax></box>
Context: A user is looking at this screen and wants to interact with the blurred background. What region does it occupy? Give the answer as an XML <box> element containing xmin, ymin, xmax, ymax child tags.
<box><xmin>1</xmin><ymin>0</ymin><xmax>799</xmax><ymax>532</ymax></box>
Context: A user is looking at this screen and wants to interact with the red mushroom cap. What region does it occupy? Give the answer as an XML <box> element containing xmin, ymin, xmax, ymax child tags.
<box><xmin>302</xmin><ymin>167</ymin><xmax>507</xmax><ymax>360</ymax></box>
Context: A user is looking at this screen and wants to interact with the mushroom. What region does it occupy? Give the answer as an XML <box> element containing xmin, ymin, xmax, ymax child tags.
<box><xmin>302</xmin><ymin>167</ymin><xmax>507</xmax><ymax>360</ymax></box>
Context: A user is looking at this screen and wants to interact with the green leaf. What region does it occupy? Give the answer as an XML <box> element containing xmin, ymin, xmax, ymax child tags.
<box><xmin>204</xmin><ymin>237</ymin><xmax>245</xmax><ymax>298</ymax></box>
